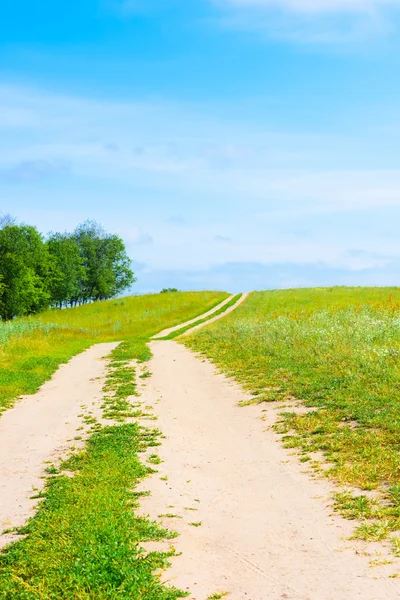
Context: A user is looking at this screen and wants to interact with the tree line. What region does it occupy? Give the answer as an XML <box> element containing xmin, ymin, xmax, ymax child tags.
<box><xmin>0</xmin><ymin>217</ymin><xmax>136</xmax><ymax>320</ymax></box>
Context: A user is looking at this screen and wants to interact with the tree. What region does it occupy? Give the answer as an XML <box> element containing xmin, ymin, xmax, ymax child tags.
<box><xmin>46</xmin><ymin>232</ymin><xmax>83</xmax><ymax>308</ymax></box>
<box><xmin>73</xmin><ymin>221</ymin><xmax>135</xmax><ymax>303</ymax></box>
<box><xmin>0</xmin><ymin>219</ymin><xmax>136</xmax><ymax>318</ymax></box>
<box><xmin>0</xmin><ymin>224</ymin><xmax>53</xmax><ymax>320</ymax></box>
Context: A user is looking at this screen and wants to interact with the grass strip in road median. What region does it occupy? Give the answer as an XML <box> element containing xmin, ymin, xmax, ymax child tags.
<box><xmin>0</xmin><ymin>423</ymin><xmax>185</xmax><ymax>599</ymax></box>
<box><xmin>156</xmin><ymin>294</ymin><xmax>243</xmax><ymax>340</ymax></box>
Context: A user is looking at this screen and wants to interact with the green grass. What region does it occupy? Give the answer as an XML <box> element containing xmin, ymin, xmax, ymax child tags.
<box><xmin>0</xmin><ymin>291</ymin><xmax>228</xmax><ymax>415</ymax></box>
<box><xmin>156</xmin><ymin>294</ymin><xmax>242</xmax><ymax>340</ymax></box>
<box><xmin>183</xmin><ymin>286</ymin><xmax>400</xmax><ymax>545</ymax></box>
<box><xmin>0</xmin><ymin>424</ymin><xmax>185</xmax><ymax>599</ymax></box>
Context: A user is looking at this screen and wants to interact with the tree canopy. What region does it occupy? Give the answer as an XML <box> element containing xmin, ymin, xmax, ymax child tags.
<box><xmin>0</xmin><ymin>219</ymin><xmax>136</xmax><ymax>320</ymax></box>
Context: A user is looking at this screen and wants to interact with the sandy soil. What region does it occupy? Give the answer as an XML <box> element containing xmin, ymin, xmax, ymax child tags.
<box><xmin>138</xmin><ymin>341</ymin><xmax>400</xmax><ymax>600</ymax></box>
<box><xmin>153</xmin><ymin>294</ymin><xmax>237</xmax><ymax>339</ymax></box>
<box><xmin>0</xmin><ymin>342</ymin><xmax>117</xmax><ymax>549</ymax></box>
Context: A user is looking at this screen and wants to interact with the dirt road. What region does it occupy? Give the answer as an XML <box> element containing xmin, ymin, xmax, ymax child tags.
<box><xmin>139</xmin><ymin>341</ymin><xmax>400</xmax><ymax>600</ymax></box>
<box><xmin>152</xmin><ymin>294</ymin><xmax>243</xmax><ymax>339</ymax></box>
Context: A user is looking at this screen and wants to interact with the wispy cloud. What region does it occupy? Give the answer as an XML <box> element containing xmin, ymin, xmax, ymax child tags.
<box><xmin>213</xmin><ymin>0</ymin><xmax>400</xmax><ymax>42</ymax></box>
<box><xmin>1</xmin><ymin>83</ymin><xmax>400</xmax><ymax>217</ymax></box>
<box><xmin>0</xmin><ymin>160</ymin><xmax>70</xmax><ymax>183</ymax></box>
<box><xmin>2</xmin><ymin>82</ymin><xmax>400</xmax><ymax>281</ymax></box>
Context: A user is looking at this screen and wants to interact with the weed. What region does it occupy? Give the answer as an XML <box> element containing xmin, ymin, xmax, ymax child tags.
<box><xmin>139</xmin><ymin>368</ymin><xmax>152</xmax><ymax>379</ymax></box>
<box><xmin>333</xmin><ymin>491</ymin><xmax>382</xmax><ymax>521</ymax></box>
<box><xmin>352</xmin><ymin>520</ymin><xmax>400</xmax><ymax>542</ymax></box>
<box><xmin>148</xmin><ymin>454</ymin><xmax>162</xmax><ymax>465</ymax></box>
<box><xmin>44</xmin><ymin>466</ymin><xmax>59</xmax><ymax>475</ymax></box>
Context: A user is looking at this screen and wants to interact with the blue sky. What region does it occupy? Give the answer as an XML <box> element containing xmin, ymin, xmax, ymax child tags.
<box><xmin>2</xmin><ymin>0</ymin><xmax>400</xmax><ymax>293</ymax></box>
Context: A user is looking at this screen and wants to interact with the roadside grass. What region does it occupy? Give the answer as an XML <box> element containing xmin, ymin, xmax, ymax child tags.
<box><xmin>0</xmin><ymin>424</ymin><xmax>186</xmax><ymax>599</ymax></box>
<box><xmin>155</xmin><ymin>294</ymin><xmax>242</xmax><ymax>340</ymax></box>
<box><xmin>183</xmin><ymin>287</ymin><xmax>400</xmax><ymax>548</ymax></box>
<box><xmin>0</xmin><ymin>291</ymin><xmax>227</xmax><ymax>415</ymax></box>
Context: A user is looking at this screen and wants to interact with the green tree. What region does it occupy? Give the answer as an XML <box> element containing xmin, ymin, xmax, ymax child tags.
<box><xmin>73</xmin><ymin>221</ymin><xmax>135</xmax><ymax>303</ymax></box>
<box><xmin>0</xmin><ymin>224</ymin><xmax>52</xmax><ymax>320</ymax></box>
<box><xmin>46</xmin><ymin>232</ymin><xmax>83</xmax><ymax>308</ymax></box>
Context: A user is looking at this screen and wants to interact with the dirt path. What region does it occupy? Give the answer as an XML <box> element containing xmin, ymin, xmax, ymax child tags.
<box><xmin>180</xmin><ymin>292</ymin><xmax>248</xmax><ymax>337</ymax></box>
<box><xmin>0</xmin><ymin>295</ymin><xmax>243</xmax><ymax>550</ymax></box>
<box><xmin>0</xmin><ymin>342</ymin><xmax>117</xmax><ymax>549</ymax></box>
<box><xmin>139</xmin><ymin>341</ymin><xmax>400</xmax><ymax>600</ymax></box>
<box><xmin>153</xmin><ymin>294</ymin><xmax>241</xmax><ymax>339</ymax></box>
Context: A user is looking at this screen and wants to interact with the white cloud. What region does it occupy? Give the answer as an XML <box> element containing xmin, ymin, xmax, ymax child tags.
<box><xmin>1</xmin><ymin>83</ymin><xmax>399</xmax><ymax>218</ymax></box>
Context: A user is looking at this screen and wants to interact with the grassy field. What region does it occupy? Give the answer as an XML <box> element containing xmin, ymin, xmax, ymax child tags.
<box><xmin>0</xmin><ymin>290</ymin><xmax>227</xmax><ymax>598</ymax></box>
<box><xmin>183</xmin><ymin>287</ymin><xmax>400</xmax><ymax>548</ymax></box>
<box><xmin>0</xmin><ymin>291</ymin><xmax>228</xmax><ymax>415</ymax></box>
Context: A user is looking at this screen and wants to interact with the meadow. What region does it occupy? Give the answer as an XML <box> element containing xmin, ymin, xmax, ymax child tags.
<box><xmin>183</xmin><ymin>287</ymin><xmax>400</xmax><ymax>548</ymax></box>
<box><xmin>0</xmin><ymin>291</ymin><xmax>228</xmax><ymax>415</ymax></box>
